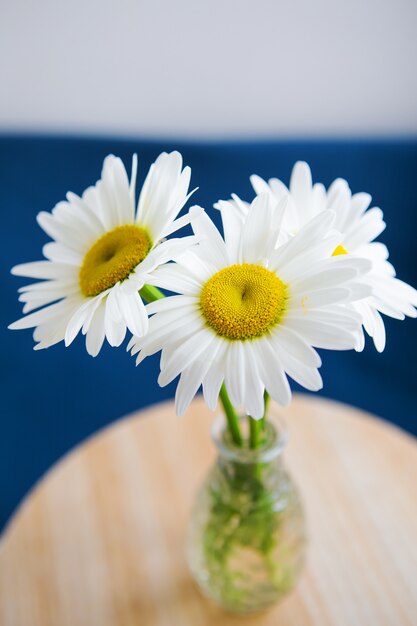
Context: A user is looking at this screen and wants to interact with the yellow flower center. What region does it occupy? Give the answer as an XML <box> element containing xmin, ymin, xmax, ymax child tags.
<box><xmin>200</xmin><ymin>264</ymin><xmax>287</xmax><ymax>340</ymax></box>
<box><xmin>79</xmin><ymin>225</ymin><xmax>152</xmax><ymax>297</ymax></box>
<box><xmin>332</xmin><ymin>244</ymin><xmax>348</xmax><ymax>256</ymax></box>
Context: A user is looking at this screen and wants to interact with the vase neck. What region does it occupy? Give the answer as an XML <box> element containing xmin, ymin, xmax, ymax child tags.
<box><xmin>211</xmin><ymin>410</ymin><xmax>288</xmax><ymax>465</ymax></box>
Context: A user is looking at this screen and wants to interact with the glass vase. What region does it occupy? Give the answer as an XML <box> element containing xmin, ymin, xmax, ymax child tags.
<box><xmin>186</xmin><ymin>408</ymin><xmax>306</xmax><ymax>614</ymax></box>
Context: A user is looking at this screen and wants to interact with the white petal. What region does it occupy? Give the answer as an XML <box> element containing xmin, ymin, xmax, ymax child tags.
<box><xmin>118</xmin><ymin>290</ymin><xmax>149</xmax><ymax>338</ymax></box>
<box><xmin>355</xmin><ymin>327</ymin><xmax>366</xmax><ymax>352</ymax></box>
<box><xmin>344</xmin><ymin>208</ymin><xmax>385</xmax><ymax>250</ymax></box>
<box><xmin>85</xmin><ymin>300</ymin><xmax>106</xmax><ymax>356</ymax></box>
<box><xmin>277</xmin><ymin>233</ymin><xmax>342</xmax><ymax>281</ymax></box>
<box><xmin>273</xmin><ymin>326</ymin><xmax>321</xmax><ymax>367</ymax></box>
<box><xmin>18</xmin><ymin>280</ymin><xmax>79</xmax><ymax>313</ymax></box>
<box><xmin>347</xmin><ymin>192</ymin><xmax>372</xmax><ymax>222</ymax></box>
<box><xmin>129</xmin><ymin>154</ymin><xmax>138</xmax><ymax>204</ymax></box>
<box><xmin>31</xmin><ymin>298</ymin><xmax>83</xmax><ymax>349</ymax></box>
<box><xmin>173</xmin><ymin>248</ymin><xmax>217</xmax><ymax>284</ymax></box>
<box><xmin>270</xmin><ymin>210</ymin><xmax>336</xmax><ymax>272</ymax></box>
<box><xmin>288</xmin><ymin>287</ymin><xmax>352</xmax><ymax>310</ymax></box>
<box><xmin>250</xmin><ymin>174</ymin><xmax>272</xmax><ymax>197</ymax></box>
<box><xmin>224</xmin><ymin>342</ymin><xmax>246</xmax><ymax>409</ymax></box>
<box><xmin>370</xmin><ymin>297</ymin><xmax>406</xmax><ymax>320</ymax></box>
<box><xmin>217</xmin><ymin>199</ymin><xmax>244</xmax><ymax>263</ymax></box>
<box><xmin>106</xmin><ymin>284</ymin><xmax>123</xmax><ymax>322</ymax></box>
<box><xmin>101</xmin><ymin>155</ymin><xmax>135</xmax><ymax>225</ymax></box>
<box><xmin>135</xmin><ymin>314</ymin><xmax>202</xmax><ymax>364</ymax></box>
<box><xmin>271</xmin><ymin>337</ymin><xmax>323</xmax><ymax>391</ymax></box>
<box><xmin>288</xmin><ymin>308</ymin><xmax>361</xmax><ymax>334</ymax></box>
<box><xmin>11</xmin><ymin>261</ymin><xmax>75</xmax><ymax>280</ymax></box>
<box><xmin>37</xmin><ymin>211</ymin><xmax>91</xmax><ymax>252</ymax></box>
<box><xmin>62</xmin><ymin>193</ymin><xmax>104</xmax><ymax>240</ymax></box>
<box><xmin>252</xmin><ymin>338</ymin><xmax>292</xmax><ymax>406</ymax></box>
<box><xmin>348</xmin><ymin>282</ymin><xmax>373</xmax><ymax>301</ymax></box>
<box><xmin>370</xmin><ymin>308</ymin><xmax>386</xmax><ymax>352</ymax></box>
<box><xmin>142</xmin><ymin>306</ymin><xmax>200</xmax><ymax>342</ymax></box>
<box><xmin>190</xmin><ymin>209</ymin><xmax>229</xmax><ymax>266</ymax></box>
<box><xmin>202</xmin><ymin>341</ymin><xmax>227</xmax><ymax>410</ymax></box>
<box><xmin>242</xmin><ymin>343</ymin><xmax>264</xmax><ymax>419</ymax></box>
<box><xmin>289</xmin><ymin>161</ymin><xmax>314</xmax><ymax>221</ymax></box>
<box><xmin>139</xmin><ymin>235</ymin><xmax>199</xmax><ymax>278</ymax></box>
<box><xmin>42</xmin><ymin>243</ymin><xmax>83</xmax><ymax>266</ymax></box>
<box><xmin>175</xmin><ymin>340</ymin><xmax>220</xmax><ymax>415</ymax></box>
<box><xmin>290</xmin><ymin>266</ymin><xmax>361</xmax><ymax>294</ymax></box>
<box><xmin>371</xmin><ymin>274</ymin><xmax>417</xmax><ymax>315</ymax></box>
<box><xmin>138</xmin><ymin>152</ymin><xmax>191</xmax><ymax>240</ymax></box>
<box><xmin>9</xmin><ymin>296</ymin><xmax>82</xmax><ymax>331</ymax></box>
<box><xmin>284</xmin><ymin>317</ymin><xmax>358</xmax><ymax>350</ymax></box>
<box><xmin>65</xmin><ymin>297</ymin><xmax>101</xmax><ymax>346</ymax></box>
<box><xmin>158</xmin><ymin>328</ymin><xmax>215</xmax><ymax>387</ymax></box>
<box><xmin>326</xmin><ymin>178</ymin><xmax>350</xmax><ymax>214</ymax></box>
<box><xmin>149</xmin><ymin>263</ymin><xmax>202</xmax><ymax>295</ymax></box>
<box><xmin>268</xmin><ymin>177</ymin><xmax>291</xmax><ymax>204</ymax></box>
<box><xmin>145</xmin><ymin>295</ymin><xmax>198</xmax><ymax>315</ymax></box>
<box><xmin>389</xmin><ymin>277</ymin><xmax>417</xmax><ymax>306</ymax></box>
<box><xmin>158</xmin><ymin>204</ymin><xmax>201</xmax><ymax>240</ymax></box>
<box><xmin>104</xmin><ymin>296</ymin><xmax>126</xmax><ymax>346</ymax></box>
<box><xmin>241</xmin><ymin>194</ymin><xmax>284</xmax><ymax>264</ymax></box>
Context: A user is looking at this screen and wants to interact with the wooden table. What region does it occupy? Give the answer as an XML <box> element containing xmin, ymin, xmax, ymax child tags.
<box><xmin>1</xmin><ymin>395</ymin><xmax>417</xmax><ymax>626</ymax></box>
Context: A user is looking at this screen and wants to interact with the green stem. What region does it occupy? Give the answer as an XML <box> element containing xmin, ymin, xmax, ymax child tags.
<box><xmin>139</xmin><ymin>284</ymin><xmax>165</xmax><ymax>303</ymax></box>
<box><xmin>248</xmin><ymin>391</ymin><xmax>270</xmax><ymax>449</ymax></box>
<box><xmin>264</xmin><ymin>391</ymin><xmax>270</xmax><ymax>419</ymax></box>
<box><xmin>249</xmin><ymin>417</ymin><xmax>263</xmax><ymax>449</ymax></box>
<box><xmin>219</xmin><ymin>384</ymin><xmax>243</xmax><ymax>447</ymax></box>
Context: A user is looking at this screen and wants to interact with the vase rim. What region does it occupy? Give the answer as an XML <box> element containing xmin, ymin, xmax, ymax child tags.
<box><xmin>211</xmin><ymin>407</ymin><xmax>288</xmax><ymax>463</ymax></box>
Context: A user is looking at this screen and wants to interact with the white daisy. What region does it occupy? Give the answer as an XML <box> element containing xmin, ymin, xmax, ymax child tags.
<box><xmin>9</xmin><ymin>151</ymin><xmax>197</xmax><ymax>356</ymax></box>
<box><xmin>247</xmin><ymin>162</ymin><xmax>417</xmax><ymax>351</ymax></box>
<box><xmin>128</xmin><ymin>196</ymin><xmax>371</xmax><ymax>419</ymax></box>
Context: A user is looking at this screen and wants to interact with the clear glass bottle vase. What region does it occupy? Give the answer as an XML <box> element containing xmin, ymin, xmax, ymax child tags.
<box><xmin>186</xmin><ymin>408</ymin><xmax>306</xmax><ymax>613</ymax></box>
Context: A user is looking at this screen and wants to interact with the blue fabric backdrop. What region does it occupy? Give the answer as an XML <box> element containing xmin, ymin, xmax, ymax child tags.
<box><xmin>1</xmin><ymin>136</ymin><xmax>416</xmax><ymax>531</ymax></box>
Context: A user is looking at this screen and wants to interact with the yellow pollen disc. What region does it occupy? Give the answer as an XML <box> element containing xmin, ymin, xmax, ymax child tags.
<box><xmin>200</xmin><ymin>264</ymin><xmax>287</xmax><ymax>341</ymax></box>
<box><xmin>79</xmin><ymin>225</ymin><xmax>152</xmax><ymax>297</ymax></box>
<box><xmin>332</xmin><ymin>244</ymin><xmax>348</xmax><ymax>256</ymax></box>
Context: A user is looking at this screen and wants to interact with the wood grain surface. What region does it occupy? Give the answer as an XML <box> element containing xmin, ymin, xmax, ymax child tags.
<box><xmin>1</xmin><ymin>394</ymin><xmax>417</xmax><ymax>626</ymax></box>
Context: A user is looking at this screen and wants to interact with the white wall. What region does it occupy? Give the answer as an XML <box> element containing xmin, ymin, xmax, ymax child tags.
<box><xmin>1</xmin><ymin>0</ymin><xmax>416</xmax><ymax>138</ymax></box>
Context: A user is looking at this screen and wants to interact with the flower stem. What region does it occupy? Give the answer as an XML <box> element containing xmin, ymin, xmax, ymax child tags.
<box><xmin>219</xmin><ymin>384</ymin><xmax>243</xmax><ymax>447</ymax></box>
<box><xmin>264</xmin><ymin>390</ymin><xmax>270</xmax><ymax>418</ymax></box>
<box><xmin>248</xmin><ymin>417</ymin><xmax>263</xmax><ymax>449</ymax></box>
<box><xmin>139</xmin><ymin>284</ymin><xmax>165</xmax><ymax>303</ymax></box>
<box><xmin>248</xmin><ymin>391</ymin><xmax>270</xmax><ymax>449</ymax></box>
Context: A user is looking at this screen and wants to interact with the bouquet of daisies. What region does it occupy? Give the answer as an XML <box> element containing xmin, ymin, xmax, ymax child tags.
<box><xmin>10</xmin><ymin>151</ymin><xmax>417</xmax><ymax>448</ymax></box>
<box><xmin>9</xmin><ymin>151</ymin><xmax>417</xmax><ymax>612</ymax></box>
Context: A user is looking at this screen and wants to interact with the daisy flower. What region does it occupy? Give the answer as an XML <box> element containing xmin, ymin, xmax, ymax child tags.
<box><xmin>243</xmin><ymin>162</ymin><xmax>417</xmax><ymax>351</ymax></box>
<box><xmin>128</xmin><ymin>196</ymin><xmax>371</xmax><ymax>419</ymax></box>
<box><xmin>9</xmin><ymin>151</ymin><xmax>197</xmax><ymax>356</ymax></box>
